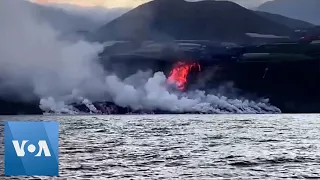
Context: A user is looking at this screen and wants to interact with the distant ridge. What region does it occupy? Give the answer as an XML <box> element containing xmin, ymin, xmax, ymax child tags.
<box><xmin>24</xmin><ymin>0</ymin><xmax>102</xmax><ymax>32</ymax></box>
<box><xmin>92</xmin><ymin>0</ymin><xmax>296</xmax><ymax>43</ymax></box>
<box><xmin>257</xmin><ymin>0</ymin><xmax>320</xmax><ymax>25</ymax></box>
<box><xmin>254</xmin><ymin>11</ymin><xmax>314</xmax><ymax>29</ymax></box>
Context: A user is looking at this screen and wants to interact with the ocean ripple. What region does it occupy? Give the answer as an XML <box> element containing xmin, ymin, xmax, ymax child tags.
<box><xmin>1</xmin><ymin>114</ymin><xmax>320</xmax><ymax>179</ymax></box>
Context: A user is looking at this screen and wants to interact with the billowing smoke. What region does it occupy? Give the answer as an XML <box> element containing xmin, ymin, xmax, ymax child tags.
<box><xmin>0</xmin><ymin>0</ymin><xmax>280</xmax><ymax>114</ymax></box>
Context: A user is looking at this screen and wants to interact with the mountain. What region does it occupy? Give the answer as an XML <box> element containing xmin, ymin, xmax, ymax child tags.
<box><xmin>22</xmin><ymin>1</ymin><xmax>126</xmax><ymax>34</ymax></box>
<box><xmin>254</xmin><ymin>11</ymin><xmax>314</xmax><ymax>29</ymax></box>
<box><xmin>257</xmin><ymin>0</ymin><xmax>320</xmax><ymax>25</ymax></box>
<box><xmin>93</xmin><ymin>0</ymin><xmax>295</xmax><ymax>43</ymax></box>
<box><xmin>22</xmin><ymin>1</ymin><xmax>100</xmax><ymax>33</ymax></box>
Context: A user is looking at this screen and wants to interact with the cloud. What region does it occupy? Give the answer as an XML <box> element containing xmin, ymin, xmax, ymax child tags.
<box><xmin>230</xmin><ymin>0</ymin><xmax>271</xmax><ymax>8</ymax></box>
<box><xmin>33</xmin><ymin>0</ymin><xmax>271</xmax><ymax>9</ymax></box>
<box><xmin>0</xmin><ymin>0</ymin><xmax>107</xmax><ymax>101</ymax></box>
<box><xmin>188</xmin><ymin>0</ymin><xmax>272</xmax><ymax>8</ymax></box>
<box><xmin>37</xmin><ymin>2</ymin><xmax>129</xmax><ymax>23</ymax></box>
<box><xmin>20</xmin><ymin>0</ymin><xmax>129</xmax><ymax>35</ymax></box>
<box><xmin>34</xmin><ymin>0</ymin><xmax>149</xmax><ymax>8</ymax></box>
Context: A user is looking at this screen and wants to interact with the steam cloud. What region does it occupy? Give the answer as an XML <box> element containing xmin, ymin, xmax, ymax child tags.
<box><xmin>0</xmin><ymin>0</ymin><xmax>280</xmax><ymax>114</ymax></box>
<box><xmin>0</xmin><ymin>0</ymin><xmax>106</xmax><ymax>100</ymax></box>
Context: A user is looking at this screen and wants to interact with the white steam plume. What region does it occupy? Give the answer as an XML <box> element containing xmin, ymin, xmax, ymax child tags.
<box><xmin>0</xmin><ymin>0</ymin><xmax>280</xmax><ymax>114</ymax></box>
<box><xmin>103</xmin><ymin>71</ymin><xmax>280</xmax><ymax>114</ymax></box>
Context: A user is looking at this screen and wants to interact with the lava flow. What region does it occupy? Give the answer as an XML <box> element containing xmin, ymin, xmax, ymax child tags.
<box><xmin>168</xmin><ymin>61</ymin><xmax>201</xmax><ymax>90</ymax></box>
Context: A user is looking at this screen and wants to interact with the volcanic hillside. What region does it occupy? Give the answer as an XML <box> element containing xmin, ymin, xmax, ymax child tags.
<box><xmin>92</xmin><ymin>0</ymin><xmax>300</xmax><ymax>43</ymax></box>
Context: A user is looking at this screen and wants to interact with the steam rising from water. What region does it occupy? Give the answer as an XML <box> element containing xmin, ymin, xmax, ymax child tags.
<box><xmin>0</xmin><ymin>0</ymin><xmax>280</xmax><ymax>114</ymax></box>
<box><xmin>102</xmin><ymin>71</ymin><xmax>280</xmax><ymax>113</ymax></box>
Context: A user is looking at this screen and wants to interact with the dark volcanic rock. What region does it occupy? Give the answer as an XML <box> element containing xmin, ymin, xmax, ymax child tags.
<box><xmin>92</xmin><ymin>0</ymin><xmax>293</xmax><ymax>43</ymax></box>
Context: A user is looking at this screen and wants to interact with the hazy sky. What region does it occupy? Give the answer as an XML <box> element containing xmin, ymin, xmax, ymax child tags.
<box><xmin>34</xmin><ymin>0</ymin><xmax>272</xmax><ymax>9</ymax></box>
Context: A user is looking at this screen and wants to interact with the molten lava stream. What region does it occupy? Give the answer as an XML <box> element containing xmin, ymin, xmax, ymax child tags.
<box><xmin>167</xmin><ymin>61</ymin><xmax>201</xmax><ymax>90</ymax></box>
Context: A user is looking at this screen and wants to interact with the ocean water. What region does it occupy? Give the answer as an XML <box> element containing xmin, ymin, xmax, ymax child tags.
<box><xmin>1</xmin><ymin>114</ymin><xmax>320</xmax><ymax>179</ymax></box>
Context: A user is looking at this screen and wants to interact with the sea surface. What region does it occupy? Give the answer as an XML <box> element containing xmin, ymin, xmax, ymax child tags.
<box><xmin>1</xmin><ymin>114</ymin><xmax>320</xmax><ymax>179</ymax></box>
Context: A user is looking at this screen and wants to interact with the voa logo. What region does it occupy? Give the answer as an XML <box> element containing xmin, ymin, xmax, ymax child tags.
<box><xmin>5</xmin><ymin>121</ymin><xmax>59</xmax><ymax>176</ymax></box>
<box><xmin>12</xmin><ymin>140</ymin><xmax>51</xmax><ymax>157</ymax></box>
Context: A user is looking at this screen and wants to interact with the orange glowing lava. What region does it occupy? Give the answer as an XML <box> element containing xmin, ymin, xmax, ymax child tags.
<box><xmin>168</xmin><ymin>61</ymin><xmax>201</xmax><ymax>90</ymax></box>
